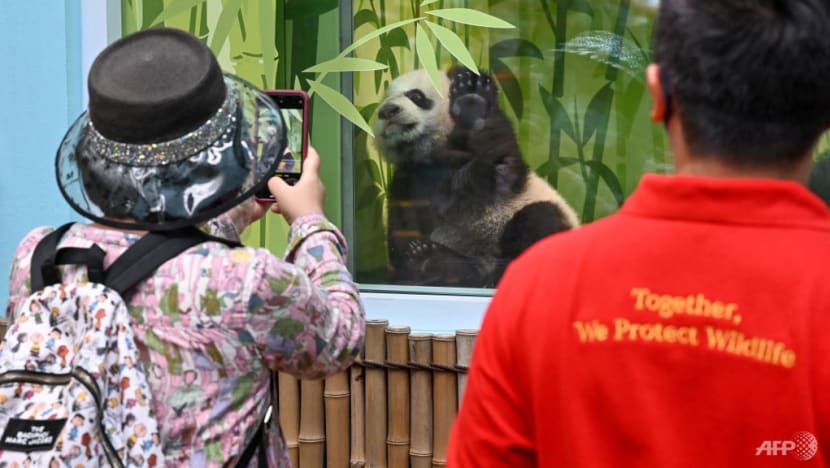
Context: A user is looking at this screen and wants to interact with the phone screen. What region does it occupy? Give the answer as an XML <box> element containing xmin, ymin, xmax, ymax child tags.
<box><xmin>274</xmin><ymin>98</ymin><xmax>305</xmax><ymax>177</ymax></box>
<box><xmin>257</xmin><ymin>91</ymin><xmax>308</xmax><ymax>198</ymax></box>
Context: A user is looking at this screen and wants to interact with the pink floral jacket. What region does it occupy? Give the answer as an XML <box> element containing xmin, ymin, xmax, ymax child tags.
<box><xmin>5</xmin><ymin>213</ymin><xmax>365</xmax><ymax>467</ymax></box>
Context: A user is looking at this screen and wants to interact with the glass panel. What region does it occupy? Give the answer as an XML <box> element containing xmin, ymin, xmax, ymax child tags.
<box><xmin>351</xmin><ymin>0</ymin><xmax>668</xmax><ymax>289</ymax></box>
<box><xmin>121</xmin><ymin>0</ymin><xmax>345</xmax><ymax>255</ymax></box>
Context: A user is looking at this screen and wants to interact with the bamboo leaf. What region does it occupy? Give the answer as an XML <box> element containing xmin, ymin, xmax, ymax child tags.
<box><xmin>491</xmin><ymin>59</ymin><xmax>523</xmax><ymax>119</ymax></box>
<box><xmin>426</xmin><ymin>8</ymin><xmax>515</xmax><ymax>29</ymax></box>
<box><xmin>359</xmin><ymin>103</ymin><xmax>380</xmax><ymax>124</ymax></box>
<box><xmin>358</xmin><ymin>159</ymin><xmax>384</xmax><ymax>185</ymax></box>
<box><xmin>308</xmin><ymin>80</ymin><xmax>374</xmax><ymax>136</ymax></box>
<box><xmin>342</xmin><ymin>18</ymin><xmax>423</xmax><ymax>57</ymax></box>
<box><xmin>490</xmin><ymin>38</ymin><xmax>544</xmax><ymax>61</ymax></box>
<box><xmin>421</xmin><ymin>0</ymin><xmax>441</xmax><ymax>6</ymax></box>
<box><xmin>259</xmin><ymin>0</ymin><xmax>276</xmax><ymax>89</ymax></box>
<box><xmin>424</xmin><ymin>21</ymin><xmax>478</xmax><ymax>74</ymax></box>
<box><xmin>539</xmin><ymin>85</ymin><xmax>575</xmax><ymax>142</ymax></box>
<box><xmin>354</xmin><ymin>8</ymin><xmax>380</xmax><ymax>29</ymax></box>
<box><xmin>357</xmin><ymin>183</ymin><xmax>385</xmax><ymax>207</ymax></box>
<box><xmin>209</xmin><ymin>0</ymin><xmax>245</xmax><ymax>53</ymax></box>
<box><xmin>556</xmin><ymin>31</ymin><xmax>649</xmax><ymax>82</ymax></box>
<box><xmin>382</xmin><ymin>27</ymin><xmax>411</xmax><ymax>49</ymax></box>
<box><xmin>415</xmin><ymin>23</ymin><xmax>444</xmax><ymax>98</ymax></box>
<box><xmin>374</xmin><ymin>48</ymin><xmax>394</xmax><ymax>92</ymax></box>
<box><xmin>582</xmin><ymin>82</ymin><xmax>614</xmax><ymax>146</ymax></box>
<box><xmin>148</xmin><ymin>0</ymin><xmax>204</xmax><ymax>26</ymax></box>
<box><xmin>373</xmin><ymin>47</ymin><xmax>400</xmax><ymax>92</ymax></box>
<box><xmin>304</xmin><ymin>57</ymin><xmax>388</xmax><ymax>73</ymax></box>
<box><xmin>122</xmin><ymin>0</ymin><xmax>138</xmax><ymax>35</ymax></box>
<box><xmin>585</xmin><ymin>161</ymin><xmax>625</xmax><ymax>206</ymax></box>
<box><xmin>537</xmin><ymin>158</ymin><xmax>580</xmax><ymax>177</ymax></box>
<box><xmin>136</xmin><ymin>0</ymin><xmax>144</xmax><ymax>31</ymax></box>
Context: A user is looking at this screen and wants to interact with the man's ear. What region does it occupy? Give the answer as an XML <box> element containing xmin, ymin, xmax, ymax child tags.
<box><xmin>647</xmin><ymin>64</ymin><xmax>667</xmax><ymax>123</ymax></box>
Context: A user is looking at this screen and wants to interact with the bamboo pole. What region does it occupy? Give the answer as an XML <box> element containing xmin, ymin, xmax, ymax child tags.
<box><xmin>350</xmin><ymin>363</ymin><xmax>366</xmax><ymax>468</ymax></box>
<box><xmin>409</xmin><ymin>333</ymin><xmax>433</xmax><ymax>468</ymax></box>
<box><xmin>365</xmin><ymin>319</ymin><xmax>389</xmax><ymax>468</ymax></box>
<box><xmin>298</xmin><ymin>378</ymin><xmax>325</xmax><ymax>468</ymax></box>
<box><xmin>431</xmin><ymin>334</ymin><xmax>457</xmax><ymax>468</ymax></box>
<box><xmin>386</xmin><ymin>326</ymin><xmax>411</xmax><ymax>468</ymax></box>
<box><xmin>455</xmin><ymin>330</ymin><xmax>478</xmax><ymax>406</ymax></box>
<box><xmin>325</xmin><ymin>371</ymin><xmax>350</xmax><ymax>468</ymax></box>
<box><xmin>278</xmin><ymin>372</ymin><xmax>300</xmax><ymax>468</ymax></box>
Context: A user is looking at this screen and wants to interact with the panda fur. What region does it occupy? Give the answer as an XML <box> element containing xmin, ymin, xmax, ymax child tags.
<box><xmin>374</xmin><ymin>69</ymin><xmax>455</xmax><ymax>284</ymax></box>
<box><xmin>374</xmin><ymin>66</ymin><xmax>579</xmax><ymax>287</ymax></box>
<box><xmin>374</xmin><ymin>69</ymin><xmax>452</xmax><ymax>165</ymax></box>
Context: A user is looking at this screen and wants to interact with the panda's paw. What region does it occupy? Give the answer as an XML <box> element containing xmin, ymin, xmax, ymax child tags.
<box><xmin>406</xmin><ymin>239</ymin><xmax>437</xmax><ymax>259</ymax></box>
<box><xmin>448</xmin><ymin>67</ymin><xmax>498</xmax><ymax>131</ymax></box>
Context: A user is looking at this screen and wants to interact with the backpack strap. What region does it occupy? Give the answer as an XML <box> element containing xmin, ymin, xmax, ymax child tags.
<box><xmin>235</xmin><ymin>418</ymin><xmax>268</xmax><ymax>468</ymax></box>
<box><xmin>103</xmin><ymin>227</ymin><xmax>237</xmax><ymax>297</ymax></box>
<box><xmin>30</xmin><ymin>223</ymin><xmax>239</xmax><ymax>297</ymax></box>
<box><xmin>30</xmin><ymin>222</ymin><xmax>83</xmax><ymax>291</ymax></box>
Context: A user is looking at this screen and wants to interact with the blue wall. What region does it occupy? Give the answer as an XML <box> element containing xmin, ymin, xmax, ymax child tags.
<box><xmin>0</xmin><ymin>2</ymin><xmax>82</xmax><ymax>314</ymax></box>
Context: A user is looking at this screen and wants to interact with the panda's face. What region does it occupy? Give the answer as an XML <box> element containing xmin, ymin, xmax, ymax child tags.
<box><xmin>374</xmin><ymin>69</ymin><xmax>451</xmax><ymax>164</ymax></box>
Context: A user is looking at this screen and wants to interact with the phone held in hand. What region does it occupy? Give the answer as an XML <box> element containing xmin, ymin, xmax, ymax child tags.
<box><xmin>256</xmin><ymin>89</ymin><xmax>310</xmax><ymax>200</ymax></box>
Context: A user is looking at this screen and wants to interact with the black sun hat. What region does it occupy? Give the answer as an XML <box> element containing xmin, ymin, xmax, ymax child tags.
<box><xmin>56</xmin><ymin>27</ymin><xmax>287</xmax><ymax>231</ymax></box>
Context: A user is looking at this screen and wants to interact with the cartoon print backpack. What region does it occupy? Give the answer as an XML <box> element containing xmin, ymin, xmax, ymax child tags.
<box><xmin>0</xmin><ymin>223</ymin><xmax>225</xmax><ymax>467</ymax></box>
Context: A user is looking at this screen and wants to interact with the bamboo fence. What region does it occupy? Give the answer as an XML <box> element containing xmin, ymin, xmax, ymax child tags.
<box><xmin>276</xmin><ymin>322</ymin><xmax>477</xmax><ymax>468</ymax></box>
<box><xmin>0</xmin><ymin>320</ymin><xmax>477</xmax><ymax>468</ymax></box>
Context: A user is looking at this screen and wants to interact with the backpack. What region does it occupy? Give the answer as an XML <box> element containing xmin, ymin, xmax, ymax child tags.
<box><xmin>0</xmin><ymin>223</ymin><xmax>239</xmax><ymax>467</ymax></box>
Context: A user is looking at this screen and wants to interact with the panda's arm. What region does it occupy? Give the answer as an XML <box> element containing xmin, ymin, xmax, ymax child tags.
<box><xmin>441</xmin><ymin>109</ymin><xmax>531</xmax><ymax>205</ymax></box>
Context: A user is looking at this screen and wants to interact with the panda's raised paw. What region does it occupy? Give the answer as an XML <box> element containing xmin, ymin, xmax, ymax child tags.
<box><xmin>448</xmin><ymin>66</ymin><xmax>497</xmax><ymax>131</ymax></box>
<box><xmin>406</xmin><ymin>239</ymin><xmax>437</xmax><ymax>258</ymax></box>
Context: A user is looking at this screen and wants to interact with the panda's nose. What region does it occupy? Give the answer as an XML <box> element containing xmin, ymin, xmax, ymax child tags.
<box><xmin>378</xmin><ymin>103</ymin><xmax>401</xmax><ymax>120</ymax></box>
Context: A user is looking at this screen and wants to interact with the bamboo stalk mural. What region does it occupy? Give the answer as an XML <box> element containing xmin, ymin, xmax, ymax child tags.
<box><xmin>349</xmin><ymin>0</ymin><xmax>667</xmax><ymax>283</ymax></box>
<box><xmin>121</xmin><ymin>0</ymin><xmax>671</xmax><ymax>278</ymax></box>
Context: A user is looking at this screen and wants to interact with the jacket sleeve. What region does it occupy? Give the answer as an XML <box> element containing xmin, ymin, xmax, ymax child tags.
<box><xmin>5</xmin><ymin>227</ymin><xmax>53</xmax><ymax>322</ymax></box>
<box><xmin>447</xmin><ymin>264</ymin><xmax>536</xmax><ymax>467</ymax></box>
<box><xmin>245</xmin><ymin>213</ymin><xmax>365</xmax><ymax>379</ymax></box>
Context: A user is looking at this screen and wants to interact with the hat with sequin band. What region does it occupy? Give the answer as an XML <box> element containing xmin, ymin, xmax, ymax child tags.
<box><xmin>55</xmin><ymin>27</ymin><xmax>286</xmax><ymax>231</ymax></box>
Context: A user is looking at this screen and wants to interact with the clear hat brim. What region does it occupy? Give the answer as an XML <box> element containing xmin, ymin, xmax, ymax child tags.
<box><xmin>55</xmin><ymin>75</ymin><xmax>287</xmax><ymax>231</ymax></box>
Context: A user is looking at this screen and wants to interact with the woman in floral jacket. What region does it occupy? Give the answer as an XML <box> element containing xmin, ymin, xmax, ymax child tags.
<box><xmin>5</xmin><ymin>27</ymin><xmax>363</xmax><ymax>467</ymax></box>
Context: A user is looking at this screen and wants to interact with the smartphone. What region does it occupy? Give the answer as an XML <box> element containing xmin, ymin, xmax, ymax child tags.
<box><xmin>257</xmin><ymin>89</ymin><xmax>309</xmax><ymax>199</ymax></box>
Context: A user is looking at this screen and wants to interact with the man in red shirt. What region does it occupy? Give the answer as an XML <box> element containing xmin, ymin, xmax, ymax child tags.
<box><xmin>448</xmin><ymin>0</ymin><xmax>830</xmax><ymax>466</ymax></box>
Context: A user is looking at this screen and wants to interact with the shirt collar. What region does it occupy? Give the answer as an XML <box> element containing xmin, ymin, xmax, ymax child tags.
<box><xmin>620</xmin><ymin>174</ymin><xmax>830</xmax><ymax>230</ymax></box>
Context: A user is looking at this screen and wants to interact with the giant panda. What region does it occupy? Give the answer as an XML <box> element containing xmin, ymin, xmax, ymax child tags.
<box><xmin>374</xmin><ymin>66</ymin><xmax>579</xmax><ymax>287</ymax></box>
<box><xmin>373</xmin><ymin>69</ymin><xmax>455</xmax><ymax>284</ymax></box>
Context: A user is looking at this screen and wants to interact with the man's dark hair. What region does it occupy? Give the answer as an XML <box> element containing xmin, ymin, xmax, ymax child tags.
<box><xmin>655</xmin><ymin>0</ymin><xmax>830</xmax><ymax>166</ymax></box>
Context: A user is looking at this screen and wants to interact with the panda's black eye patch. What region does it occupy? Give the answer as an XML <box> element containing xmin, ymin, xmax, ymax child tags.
<box><xmin>405</xmin><ymin>89</ymin><xmax>434</xmax><ymax>110</ymax></box>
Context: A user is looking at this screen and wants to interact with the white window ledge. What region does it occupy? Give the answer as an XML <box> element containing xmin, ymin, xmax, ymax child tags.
<box><xmin>361</xmin><ymin>291</ymin><xmax>490</xmax><ymax>333</ymax></box>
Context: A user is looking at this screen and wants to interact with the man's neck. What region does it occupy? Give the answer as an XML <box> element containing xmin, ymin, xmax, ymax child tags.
<box><xmin>675</xmin><ymin>156</ymin><xmax>812</xmax><ymax>185</ymax></box>
<box><xmin>667</xmin><ymin>124</ymin><xmax>814</xmax><ymax>184</ymax></box>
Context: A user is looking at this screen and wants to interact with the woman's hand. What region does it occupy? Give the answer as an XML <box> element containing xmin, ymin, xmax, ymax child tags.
<box><xmin>266</xmin><ymin>146</ymin><xmax>325</xmax><ymax>225</ymax></box>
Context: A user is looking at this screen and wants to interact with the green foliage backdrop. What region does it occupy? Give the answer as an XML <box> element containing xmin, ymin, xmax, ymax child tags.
<box><xmin>121</xmin><ymin>0</ymin><xmax>343</xmax><ymax>255</ymax></box>
<box><xmin>350</xmin><ymin>0</ymin><xmax>669</xmax><ymax>283</ymax></box>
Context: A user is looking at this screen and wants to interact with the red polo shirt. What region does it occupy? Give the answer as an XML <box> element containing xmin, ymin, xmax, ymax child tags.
<box><xmin>449</xmin><ymin>175</ymin><xmax>830</xmax><ymax>467</ymax></box>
